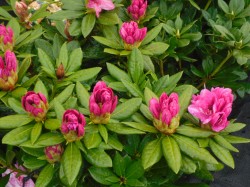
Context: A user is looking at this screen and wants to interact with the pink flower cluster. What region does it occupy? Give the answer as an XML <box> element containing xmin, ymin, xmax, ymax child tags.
<box><xmin>149</xmin><ymin>93</ymin><xmax>180</xmax><ymax>134</ymax></box>
<box><xmin>2</xmin><ymin>164</ymin><xmax>35</xmax><ymax>187</ymax></box>
<box><xmin>0</xmin><ymin>50</ymin><xmax>18</xmax><ymax>91</ymax></box>
<box><xmin>44</xmin><ymin>144</ymin><xmax>64</xmax><ymax>164</ymax></box>
<box><xmin>119</xmin><ymin>21</ymin><xmax>147</xmax><ymax>50</ymax></box>
<box><xmin>128</xmin><ymin>0</ymin><xmax>147</xmax><ymax>21</ymax></box>
<box><xmin>188</xmin><ymin>87</ymin><xmax>233</xmax><ymax>132</ymax></box>
<box><xmin>22</xmin><ymin>91</ymin><xmax>49</xmax><ymax>121</ymax></box>
<box><xmin>86</xmin><ymin>0</ymin><xmax>115</xmax><ymax>17</ymax></box>
<box><xmin>89</xmin><ymin>81</ymin><xmax>117</xmax><ymax>124</ymax></box>
<box><xmin>0</xmin><ymin>25</ymin><xmax>14</xmax><ymax>45</ymax></box>
<box><xmin>61</xmin><ymin>109</ymin><xmax>86</xmax><ymax>142</ymax></box>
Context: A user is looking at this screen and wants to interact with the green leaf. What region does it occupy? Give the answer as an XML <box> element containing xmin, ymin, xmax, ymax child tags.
<box><xmin>141</xmin><ymin>138</ymin><xmax>162</xmax><ymax>169</ymax></box>
<box><xmin>175</xmin><ymin>14</ymin><xmax>183</xmax><ymax>30</ymax></box>
<box><xmin>162</xmin><ymin>136</ymin><xmax>181</xmax><ymax>174</ymax></box>
<box><xmin>108</xmin><ymin>135</ymin><xmax>123</xmax><ymax>151</ymax></box>
<box><xmin>61</xmin><ymin>0</ymin><xmax>84</xmax><ymax>10</ymax></box>
<box><xmin>8</xmin><ymin>97</ymin><xmax>25</xmax><ymax>114</ymax></box>
<box><xmin>122</xmin><ymin>122</ymin><xmax>157</xmax><ymax>133</ymax></box>
<box><xmin>2</xmin><ymin>125</ymin><xmax>33</xmax><ymax>145</ymax></box>
<box><xmin>34</xmin><ymin>79</ymin><xmax>49</xmax><ymax>99</ymax></box>
<box><xmin>85</xmin><ymin>148</ymin><xmax>112</xmax><ymax>167</ymax></box>
<box><xmin>189</xmin><ymin>0</ymin><xmax>200</xmax><ymax>10</ymax></box>
<box><xmin>111</xmin><ymin>98</ymin><xmax>142</xmax><ymax>120</ymax></box>
<box><xmin>7</xmin><ymin>18</ymin><xmax>20</xmax><ymax>38</ymax></box>
<box><xmin>143</xmin><ymin>55</ymin><xmax>155</xmax><ymax>72</ymax></box>
<box><xmin>197</xmin><ymin>138</ymin><xmax>210</xmax><ymax>148</ymax></box>
<box><xmin>44</xmin><ymin>119</ymin><xmax>61</xmax><ymax>130</ymax></box>
<box><xmin>178</xmin><ymin>85</ymin><xmax>194</xmax><ymax>117</ymax></box>
<box><xmin>173</xmin><ymin>134</ymin><xmax>218</xmax><ymax>164</ymax></box>
<box><xmin>0</xmin><ymin>7</ymin><xmax>13</xmax><ymax>19</ymax></box>
<box><xmin>222</xmin><ymin>122</ymin><xmax>246</xmax><ymax>133</ymax></box>
<box><xmin>176</xmin><ymin>125</ymin><xmax>214</xmax><ymax>138</ymax></box>
<box><xmin>104</xmin><ymin>48</ymin><xmax>120</xmax><ymax>55</ymax></box>
<box><xmin>163</xmin><ymin>23</ymin><xmax>176</xmax><ymax>35</ymax></box>
<box><xmin>218</xmin><ymin>0</ymin><xmax>229</xmax><ymax>13</ymax></box>
<box><xmin>229</xmin><ymin>0</ymin><xmax>245</xmax><ymax>15</ymax></box>
<box><xmin>89</xmin><ymin>166</ymin><xmax>116</xmax><ymax>185</ymax></box>
<box><xmin>144</xmin><ymin>87</ymin><xmax>158</xmax><ymax>106</ymax></box>
<box><xmin>76</xmin><ymin>82</ymin><xmax>90</xmax><ymax>109</ymax></box>
<box><xmin>106</xmin><ymin>123</ymin><xmax>145</xmax><ymax>134</ymax></box>
<box><xmin>36</xmin><ymin>164</ymin><xmax>54</xmax><ymax>187</ymax></box>
<box><xmin>83</xmin><ymin>132</ymin><xmax>102</xmax><ymax>149</ymax></box>
<box><xmin>50</xmin><ymin>84</ymin><xmax>75</xmax><ymax>107</ymax></box>
<box><xmin>98</xmin><ymin>124</ymin><xmax>108</xmax><ymax>143</ymax></box>
<box><xmin>31</xmin><ymin>122</ymin><xmax>42</xmax><ymax>144</ymax></box>
<box><xmin>18</xmin><ymin>57</ymin><xmax>31</xmax><ymax>83</ymax></box>
<box><xmin>140</xmin><ymin>103</ymin><xmax>153</xmax><ymax>120</ymax></box>
<box><xmin>182</xmin><ymin>33</ymin><xmax>202</xmax><ymax>41</ymax></box>
<box><xmin>223</xmin><ymin>135</ymin><xmax>250</xmax><ymax>144</ymax></box>
<box><xmin>93</xmin><ymin>36</ymin><xmax>123</xmax><ymax>49</ymax></box>
<box><xmin>181</xmin><ymin>155</ymin><xmax>197</xmax><ymax>174</ymax></box>
<box><xmin>141</xmin><ymin>24</ymin><xmax>163</xmax><ymax>45</ymax></box>
<box><xmin>58</xmin><ymin>42</ymin><xmax>68</xmax><ymax>68</ymax></box>
<box><xmin>64</xmin><ymin>67</ymin><xmax>101</xmax><ymax>82</ymax></box>
<box><xmin>98</xmin><ymin>12</ymin><xmax>119</xmax><ymax>25</ymax></box>
<box><xmin>67</xmin><ymin>48</ymin><xmax>83</xmax><ymax>72</ymax></box>
<box><xmin>62</xmin><ymin>143</ymin><xmax>82</xmax><ymax>185</ymax></box>
<box><xmin>16</xmin><ymin>27</ymin><xmax>43</xmax><ymax>48</ymax></box>
<box><xmin>209</xmin><ymin>140</ymin><xmax>234</xmax><ymax>168</ymax></box>
<box><xmin>35</xmin><ymin>132</ymin><xmax>64</xmax><ymax>146</ymax></box>
<box><xmin>107</xmin><ymin>63</ymin><xmax>131</xmax><ymax>82</ymax></box>
<box><xmin>0</xmin><ymin>115</ymin><xmax>33</xmax><ymax>129</ymax></box>
<box><xmin>128</xmin><ymin>48</ymin><xmax>144</xmax><ymax>84</ymax></box>
<box><xmin>143</xmin><ymin>42</ymin><xmax>169</xmax><ymax>55</ymax></box>
<box><xmin>109</xmin><ymin>82</ymin><xmax>127</xmax><ymax>92</ymax></box>
<box><xmin>213</xmin><ymin>25</ymin><xmax>235</xmax><ymax>40</ymax></box>
<box><xmin>126</xmin><ymin>160</ymin><xmax>144</xmax><ymax>179</ymax></box>
<box><xmin>54</xmin><ymin>99</ymin><xmax>65</xmax><ymax>121</ymax></box>
<box><xmin>121</xmin><ymin>79</ymin><xmax>143</xmax><ymax>98</ymax></box>
<box><xmin>23</xmin><ymin>155</ymin><xmax>46</xmax><ymax>170</ymax></box>
<box><xmin>38</xmin><ymin>48</ymin><xmax>55</xmax><ymax>74</ymax></box>
<box><xmin>82</xmin><ymin>14</ymin><xmax>96</xmax><ymax>38</ymax></box>
<box><xmin>48</xmin><ymin>10</ymin><xmax>84</xmax><ymax>20</ymax></box>
<box><xmin>213</xmin><ymin>135</ymin><xmax>238</xmax><ymax>152</ymax></box>
<box><xmin>126</xmin><ymin>179</ymin><xmax>144</xmax><ymax>186</ymax></box>
<box><xmin>113</xmin><ymin>152</ymin><xmax>126</xmax><ymax>176</ymax></box>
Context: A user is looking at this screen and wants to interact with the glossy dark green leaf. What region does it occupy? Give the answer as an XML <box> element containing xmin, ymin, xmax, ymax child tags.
<box><xmin>126</xmin><ymin>160</ymin><xmax>144</xmax><ymax>179</ymax></box>
<box><xmin>89</xmin><ymin>166</ymin><xmax>116</xmax><ymax>185</ymax></box>
<box><xmin>85</xmin><ymin>148</ymin><xmax>112</xmax><ymax>167</ymax></box>
<box><xmin>113</xmin><ymin>152</ymin><xmax>126</xmax><ymax>176</ymax></box>
<box><xmin>82</xmin><ymin>14</ymin><xmax>96</xmax><ymax>38</ymax></box>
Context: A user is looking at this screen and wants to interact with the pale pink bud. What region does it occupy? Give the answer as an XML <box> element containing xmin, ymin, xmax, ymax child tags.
<box><xmin>127</xmin><ymin>0</ymin><xmax>147</xmax><ymax>21</ymax></box>
<box><xmin>188</xmin><ymin>87</ymin><xmax>233</xmax><ymax>132</ymax></box>
<box><xmin>119</xmin><ymin>21</ymin><xmax>147</xmax><ymax>50</ymax></box>
<box><xmin>89</xmin><ymin>81</ymin><xmax>118</xmax><ymax>124</ymax></box>
<box><xmin>2</xmin><ymin>164</ymin><xmax>35</xmax><ymax>187</ymax></box>
<box><xmin>44</xmin><ymin>144</ymin><xmax>64</xmax><ymax>164</ymax></box>
<box><xmin>149</xmin><ymin>93</ymin><xmax>180</xmax><ymax>134</ymax></box>
<box><xmin>21</xmin><ymin>91</ymin><xmax>49</xmax><ymax>121</ymax></box>
<box><xmin>0</xmin><ymin>51</ymin><xmax>18</xmax><ymax>91</ymax></box>
<box><xmin>15</xmin><ymin>1</ymin><xmax>29</xmax><ymax>19</ymax></box>
<box><xmin>61</xmin><ymin>109</ymin><xmax>86</xmax><ymax>142</ymax></box>
<box><xmin>87</xmin><ymin>0</ymin><xmax>115</xmax><ymax>18</ymax></box>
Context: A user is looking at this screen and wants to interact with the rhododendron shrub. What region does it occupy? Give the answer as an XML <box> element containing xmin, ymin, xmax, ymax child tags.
<box><xmin>0</xmin><ymin>0</ymin><xmax>250</xmax><ymax>186</ymax></box>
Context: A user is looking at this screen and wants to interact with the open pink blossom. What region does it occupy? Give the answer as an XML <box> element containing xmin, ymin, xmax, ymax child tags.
<box><xmin>0</xmin><ymin>50</ymin><xmax>18</xmax><ymax>91</ymax></box>
<box><xmin>119</xmin><ymin>21</ymin><xmax>147</xmax><ymax>50</ymax></box>
<box><xmin>89</xmin><ymin>81</ymin><xmax>118</xmax><ymax>124</ymax></box>
<box><xmin>188</xmin><ymin>87</ymin><xmax>233</xmax><ymax>132</ymax></box>
<box><xmin>87</xmin><ymin>0</ymin><xmax>115</xmax><ymax>17</ymax></box>
<box><xmin>61</xmin><ymin>109</ymin><xmax>86</xmax><ymax>142</ymax></box>
<box><xmin>2</xmin><ymin>164</ymin><xmax>35</xmax><ymax>187</ymax></box>
<box><xmin>149</xmin><ymin>92</ymin><xmax>180</xmax><ymax>134</ymax></box>
<box><xmin>127</xmin><ymin>0</ymin><xmax>147</xmax><ymax>21</ymax></box>
<box><xmin>21</xmin><ymin>91</ymin><xmax>48</xmax><ymax>121</ymax></box>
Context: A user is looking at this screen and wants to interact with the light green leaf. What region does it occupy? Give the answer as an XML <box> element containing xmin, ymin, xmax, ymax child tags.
<box><xmin>98</xmin><ymin>12</ymin><xmax>119</xmax><ymax>25</ymax></box>
<box><xmin>18</xmin><ymin>57</ymin><xmax>31</xmax><ymax>83</ymax></box>
<box><xmin>83</xmin><ymin>133</ymin><xmax>102</xmax><ymax>149</ymax></box>
<box><xmin>181</xmin><ymin>155</ymin><xmax>197</xmax><ymax>174</ymax></box>
<box><xmin>121</xmin><ymin>79</ymin><xmax>143</xmax><ymax>98</ymax></box>
<box><xmin>122</xmin><ymin>122</ymin><xmax>157</xmax><ymax>133</ymax></box>
<box><xmin>67</xmin><ymin>48</ymin><xmax>83</xmax><ymax>72</ymax></box>
<box><xmin>141</xmin><ymin>138</ymin><xmax>162</xmax><ymax>169</ymax></box>
<box><xmin>8</xmin><ymin>98</ymin><xmax>25</xmax><ymax>114</ymax></box>
<box><xmin>106</xmin><ymin>63</ymin><xmax>131</xmax><ymax>82</ymax></box>
<box><xmin>58</xmin><ymin>42</ymin><xmax>68</xmax><ymax>68</ymax></box>
<box><xmin>106</xmin><ymin>123</ymin><xmax>145</xmax><ymax>134</ymax></box>
<box><xmin>0</xmin><ymin>115</ymin><xmax>33</xmax><ymax>129</ymax></box>
<box><xmin>34</xmin><ymin>79</ymin><xmax>49</xmax><ymax>99</ymax></box>
<box><xmin>82</xmin><ymin>14</ymin><xmax>96</xmax><ymax>38</ymax></box>
<box><xmin>44</xmin><ymin>119</ymin><xmax>61</xmax><ymax>130</ymax></box>
<box><xmin>213</xmin><ymin>135</ymin><xmax>239</xmax><ymax>152</ymax></box>
<box><xmin>85</xmin><ymin>148</ymin><xmax>112</xmax><ymax>167</ymax></box>
<box><xmin>223</xmin><ymin>135</ymin><xmax>250</xmax><ymax>144</ymax></box>
<box><xmin>218</xmin><ymin>0</ymin><xmax>229</xmax><ymax>13</ymax></box>
<box><xmin>38</xmin><ymin>48</ymin><xmax>55</xmax><ymax>73</ymax></box>
<box><xmin>64</xmin><ymin>67</ymin><xmax>101</xmax><ymax>82</ymax></box>
<box><xmin>48</xmin><ymin>10</ymin><xmax>84</xmax><ymax>20</ymax></box>
<box><xmin>98</xmin><ymin>124</ymin><xmax>108</xmax><ymax>144</ymax></box>
<box><xmin>176</xmin><ymin>125</ymin><xmax>214</xmax><ymax>138</ymax></box>
<box><xmin>35</xmin><ymin>132</ymin><xmax>64</xmax><ymax>146</ymax></box>
<box><xmin>162</xmin><ymin>136</ymin><xmax>181</xmax><ymax>174</ymax></box>
<box><xmin>222</xmin><ymin>122</ymin><xmax>246</xmax><ymax>133</ymax></box>
<box><xmin>36</xmin><ymin>164</ymin><xmax>54</xmax><ymax>187</ymax></box>
<box><xmin>144</xmin><ymin>87</ymin><xmax>158</xmax><ymax>106</ymax></box>
<box><xmin>62</xmin><ymin>142</ymin><xmax>82</xmax><ymax>185</ymax></box>
<box><xmin>76</xmin><ymin>82</ymin><xmax>90</xmax><ymax>109</ymax></box>
<box><xmin>111</xmin><ymin>98</ymin><xmax>142</xmax><ymax>120</ymax></box>
<box><xmin>178</xmin><ymin>85</ymin><xmax>194</xmax><ymax>117</ymax></box>
<box><xmin>141</xmin><ymin>24</ymin><xmax>163</xmax><ymax>45</ymax></box>
<box><xmin>31</xmin><ymin>122</ymin><xmax>42</xmax><ymax>144</ymax></box>
<box><xmin>53</xmin><ymin>99</ymin><xmax>65</xmax><ymax>121</ymax></box>
<box><xmin>93</xmin><ymin>36</ymin><xmax>123</xmax><ymax>49</ymax></box>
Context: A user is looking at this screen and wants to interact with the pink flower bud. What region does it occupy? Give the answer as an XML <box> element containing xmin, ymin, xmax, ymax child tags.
<box><xmin>21</xmin><ymin>91</ymin><xmax>49</xmax><ymax>122</ymax></box>
<box><xmin>119</xmin><ymin>21</ymin><xmax>147</xmax><ymax>50</ymax></box>
<box><xmin>188</xmin><ymin>87</ymin><xmax>233</xmax><ymax>132</ymax></box>
<box><xmin>44</xmin><ymin>144</ymin><xmax>64</xmax><ymax>164</ymax></box>
<box><xmin>0</xmin><ymin>25</ymin><xmax>14</xmax><ymax>51</ymax></box>
<box><xmin>127</xmin><ymin>0</ymin><xmax>147</xmax><ymax>21</ymax></box>
<box><xmin>61</xmin><ymin>109</ymin><xmax>86</xmax><ymax>142</ymax></box>
<box><xmin>149</xmin><ymin>93</ymin><xmax>180</xmax><ymax>134</ymax></box>
<box><xmin>89</xmin><ymin>81</ymin><xmax>118</xmax><ymax>124</ymax></box>
<box><xmin>15</xmin><ymin>1</ymin><xmax>29</xmax><ymax>20</ymax></box>
<box><xmin>87</xmin><ymin>0</ymin><xmax>115</xmax><ymax>18</ymax></box>
<box><xmin>2</xmin><ymin>164</ymin><xmax>35</xmax><ymax>187</ymax></box>
<box><xmin>0</xmin><ymin>51</ymin><xmax>18</xmax><ymax>91</ymax></box>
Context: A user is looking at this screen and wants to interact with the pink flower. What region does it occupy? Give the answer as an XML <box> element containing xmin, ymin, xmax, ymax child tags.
<box><xmin>61</xmin><ymin>109</ymin><xmax>86</xmax><ymax>142</ymax></box>
<box><xmin>127</xmin><ymin>0</ymin><xmax>147</xmax><ymax>21</ymax></box>
<box><xmin>0</xmin><ymin>51</ymin><xmax>18</xmax><ymax>91</ymax></box>
<box><xmin>44</xmin><ymin>144</ymin><xmax>64</xmax><ymax>164</ymax></box>
<box><xmin>0</xmin><ymin>25</ymin><xmax>14</xmax><ymax>45</ymax></box>
<box><xmin>15</xmin><ymin>1</ymin><xmax>29</xmax><ymax>20</ymax></box>
<box><xmin>89</xmin><ymin>81</ymin><xmax>118</xmax><ymax>124</ymax></box>
<box><xmin>119</xmin><ymin>21</ymin><xmax>147</xmax><ymax>50</ymax></box>
<box><xmin>21</xmin><ymin>91</ymin><xmax>48</xmax><ymax>121</ymax></box>
<box><xmin>87</xmin><ymin>0</ymin><xmax>115</xmax><ymax>18</ymax></box>
<box><xmin>149</xmin><ymin>93</ymin><xmax>180</xmax><ymax>134</ymax></box>
<box><xmin>188</xmin><ymin>87</ymin><xmax>233</xmax><ymax>132</ymax></box>
<box><xmin>2</xmin><ymin>164</ymin><xmax>35</xmax><ymax>187</ymax></box>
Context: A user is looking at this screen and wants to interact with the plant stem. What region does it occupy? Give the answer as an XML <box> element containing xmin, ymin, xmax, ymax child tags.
<box><xmin>159</xmin><ymin>60</ymin><xmax>164</xmax><ymax>76</ymax></box>
<box><xmin>204</xmin><ymin>0</ymin><xmax>212</xmax><ymax>11</ymax></box>
<box><xmin>210</xmin><ymin>51</ymin><xmax>232</xmax><ymax>77</ymax></box>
